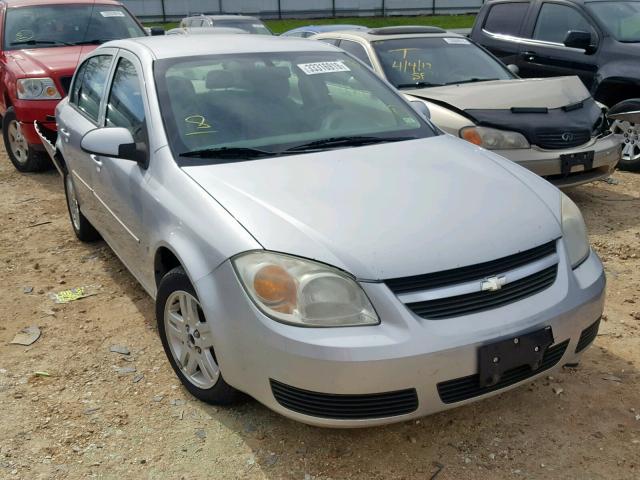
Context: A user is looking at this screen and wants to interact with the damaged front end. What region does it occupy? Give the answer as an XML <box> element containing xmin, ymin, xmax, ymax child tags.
<box><xmin>34</xmin><ymin>121</ymin><xmax>64</xmax><ymax>176</ymax></box>
<box><xmin>463</xmin><ymin>97</ymin><xmax>610</xmax><ymax>152</ymax></box>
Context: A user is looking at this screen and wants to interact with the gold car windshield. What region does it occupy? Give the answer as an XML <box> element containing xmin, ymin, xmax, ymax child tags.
<box><xmin>372</xmin><ymin>37</ymin><xmax>514</xmax><ymax>89</ymax></box>
<box><xmin>154</xmin><ymin>52</ymin><xmax>436</xmax><ymax>162</ymax></box>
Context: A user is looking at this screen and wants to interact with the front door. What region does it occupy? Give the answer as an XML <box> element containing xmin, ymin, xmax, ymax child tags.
<box><xmin>517</xmin><ymin>1</ymin><xmax>600</xmax><ymax>89</ymax></box>
<box><xmin>90</xmin><ymin>51</ymin><xmax>150</xmax><ymax>280</ymax></box>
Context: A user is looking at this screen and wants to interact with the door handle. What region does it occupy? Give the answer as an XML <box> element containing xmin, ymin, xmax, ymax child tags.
<box><xmin>521</xmin><ymin>51</ymin><xmax>536</xmax><ymax>62</ymax></box>
<box><xmin>90</xmin><ymin>154</ymin><xmax>102</xmax><ymax>166</ymax></box>
<box><xmin>59</xmin><ymin>127</ymin><xmax>71</xmax><ymax>137</ymax></box>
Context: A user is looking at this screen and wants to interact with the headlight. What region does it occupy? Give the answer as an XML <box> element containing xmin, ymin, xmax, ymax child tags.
<box><xmin>232</xmin><ymin>251</ymin><xmax>379</xmax><ymax>327</ymax></box>
<box><xmin>561</xmin><ymin>193</ymin><xmax>590</xmax><ymax>268</ymax></box>
<box><xmin>460</xmin><ymin>126</ymin><xmax>529</xmax><ymax>149</ymax></box>
<box><xmin>17</xmin><ymin>78</ymin><xmax>61</xmax><ymax>100</ymax></box>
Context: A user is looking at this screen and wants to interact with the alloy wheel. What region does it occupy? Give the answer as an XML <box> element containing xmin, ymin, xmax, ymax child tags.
<box><xmin>7</xmin><ymin>120</ymin><xmax>29</xmax><ymax>165</ymax></box>
<box><xmin>65</xmin><ymin>175</ymin><xmax>81</xmax><ymax>232</ymax></box>
<box><xmin>164</xmin><ymin>291</ymin><xmax>220</xmax><ymax>389</ymax></box>
<box><xmin>612</xmin><ymin>120</ymin><xmax>640</xmax><ymax>162</ymax></box>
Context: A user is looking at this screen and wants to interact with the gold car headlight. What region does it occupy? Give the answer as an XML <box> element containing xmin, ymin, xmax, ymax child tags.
<box><xmin>460</xmin><ymin>126</ymin><xmax>530</xmax><ymax>150</ymax></box>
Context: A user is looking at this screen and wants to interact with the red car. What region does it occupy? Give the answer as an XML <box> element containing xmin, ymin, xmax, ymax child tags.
<box><xmin>0</xmin><ymin>0</ymin><xmax>148</xmax><ymax>172</ymax></box>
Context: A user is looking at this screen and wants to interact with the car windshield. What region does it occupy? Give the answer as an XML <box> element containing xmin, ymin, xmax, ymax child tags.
<box><xmin>372</xmin><ymin>37</ymin><xmax>514</xmax><ymax>89</ymax></box>
<box><xmin>586</xmin><ymin>1</ymin><xmax>640</xmax><ymax>42</ymax></box>
<box><xmin>214</xmin><ymin>20</ymin><xmax>272</xmax><ymax>35</ymax></box>
<box><xmin>3</xmin><ymin>4</ymin><xmax>145</xmax><ymax>50</ymax></box>
<box><xmin>155</xmin><ymin>51</ymin><xmax>436</xmax><ymax>163</ymax></box>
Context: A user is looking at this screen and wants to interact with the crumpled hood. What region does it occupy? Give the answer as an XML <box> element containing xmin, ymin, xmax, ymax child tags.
<box><xmin>7</xmin><ymin>46</ymin><xmax>95</xmax><ymax>77</ymax></box>
<box><xmin>183</xmin><ymin>136</ymin><xmax>562</xmax><ymax>280</ymax></box>
<box><xmin>409</xmin><ymin>76</ymin><xmax>590</xmax><ymax>111</ymax></box>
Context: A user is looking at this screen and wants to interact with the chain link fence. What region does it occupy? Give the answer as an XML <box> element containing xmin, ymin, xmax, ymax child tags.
<box><xmin>122</xmin><ymin>0</ymin><xmax>483</xmax><ymax>22</ymax></box>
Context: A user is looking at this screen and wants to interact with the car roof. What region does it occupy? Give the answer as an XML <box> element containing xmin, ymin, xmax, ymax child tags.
<box><xmin>289</xmin><ymin>24</ymin><xmax>367</xmax><ymax>33</ymax></box>
<box><xmin>187</xmin><ymin>14</ymin><xmax>261</xmax><ymax>21</ymax></box>
<box><xmin>3</xmin><ymin>0</ymin><xmax>122</xmax><ymax>6</ymax></box>
<box><xmin>313</xmin><ymin>27</ymin><xmax>466</xmax><ymax>42</ymax></box>
<box><xmin>166</xmin><ymin>27</ymin><xmax>246</xmax><ymax>35</ymax></box>
<box><xmin>105</xmin><ymin>34</ymin><xmax>339</xmax><ymax>59</ymax></box>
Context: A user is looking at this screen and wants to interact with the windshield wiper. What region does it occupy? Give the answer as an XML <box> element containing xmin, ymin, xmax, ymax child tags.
<box><xmin>73</xmin><ymin>39</ymin><xmax>112</xmax><ymax>45</ymax></box>
<box><xmin>179</xmin><ymin>146</ymin><xmax>278</xmax><ymax>159</ymax></box>
<box><xmin>443</xmin><ymin>78</ymin><xmax>499</xmax><ymax>85</ymax></box>
<box><xmin>396</xmin><ymin>81</ymin><xmax>445</xmax><ymax>89</ymax></box>
<box><xmin>10</xmin><ymin>39</ymin><xmax>75</xmax><ymax>47</ymax></box>
<box><xmin>283</xmin><ymin>135</ymin><xmax>415</xmax><ymax>153</ymax></box>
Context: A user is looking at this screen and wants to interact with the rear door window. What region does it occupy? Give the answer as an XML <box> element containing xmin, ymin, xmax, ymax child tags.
<box><xmin>70</xmin><ymin>55</ymin><xmax>113</xmax><ymax>123</ymax></box>
<box><xmin>483</xmin><ymin>2</ymin><xmax>530</xmax><ymax>36</ymax></box>
<box><xmin>533</xmin><ymin>3</ymin><xmax>596</xmax><ymax>43</ymax></box>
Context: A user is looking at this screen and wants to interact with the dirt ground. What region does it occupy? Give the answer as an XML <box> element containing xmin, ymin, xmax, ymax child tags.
<box><xmin>0</xmin><ymin>148</ymin><xmax>638</xmax><ymax>480</ymax></box>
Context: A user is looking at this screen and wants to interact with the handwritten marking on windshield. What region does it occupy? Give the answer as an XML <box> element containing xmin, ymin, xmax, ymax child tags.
<box><xmin>184</xmin><ymin>115</ymin><xmax>216</xmax><ymax>136</ymax></box>
<box><xmin>389</xmin><ymin>48</ymin><xmax>432</xmax><ymax>81</ymax></box>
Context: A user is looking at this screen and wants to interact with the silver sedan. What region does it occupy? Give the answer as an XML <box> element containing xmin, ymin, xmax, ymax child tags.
<box><xmin>49</xmin><ymin>35</ymin><xmax>604</xmax><ymax>427</ymax></box>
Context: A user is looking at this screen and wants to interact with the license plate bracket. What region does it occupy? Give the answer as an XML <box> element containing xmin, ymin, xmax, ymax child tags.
<box><xmin>560</xmin><ymin>150</ymin><xmax>594</xmax><ymax>176</ymax></box>
<box><xmin>478</xmin><ymin>327</ymin><xmax>554</xmax><ymax>388</ymax></box>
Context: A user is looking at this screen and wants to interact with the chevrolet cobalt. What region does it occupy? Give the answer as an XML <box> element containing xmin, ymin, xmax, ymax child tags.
<box><xmin>49</xmin><ymin>35</ymin><xmax>605</xmax><ymax>427</ymax></box>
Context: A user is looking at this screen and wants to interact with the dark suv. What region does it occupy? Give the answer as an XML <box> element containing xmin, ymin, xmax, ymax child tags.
<box><xmin>470</xmin><ymin>0</ymin><xmax>640</xmax><ymax>170</ymax></box>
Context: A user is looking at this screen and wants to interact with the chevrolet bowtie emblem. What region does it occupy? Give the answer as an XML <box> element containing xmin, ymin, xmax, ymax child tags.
<box><xmin>481</xmin><ymin>275</ymin><xmax>507</xmax><ymax>292</ymax></box>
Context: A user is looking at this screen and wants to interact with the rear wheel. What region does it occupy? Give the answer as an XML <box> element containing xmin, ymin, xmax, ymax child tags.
<box><xmin>64</xmin><ymin>171</ymin><xmax>100</xmax><ymax>242</ymax></box>
<box><xmin>157</xmin><ymin>267</ymin><xmax>239</xmax><ymax>405</ymax></box>
<box><xmin>2</xmin><ymin>107</ymin><xmax>49</xmax><ymax>172</ymax></box>
<box><xmin>611</xmin><ymin>120</ymin><xmax>640</xmax><ymax>171</ymax></box>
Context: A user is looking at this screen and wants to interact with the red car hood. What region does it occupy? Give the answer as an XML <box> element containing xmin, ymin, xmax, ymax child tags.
<box><xmin>7</xmin><ymin>45</ymin><xmax>97</xmax><ymax>77</ymax></box>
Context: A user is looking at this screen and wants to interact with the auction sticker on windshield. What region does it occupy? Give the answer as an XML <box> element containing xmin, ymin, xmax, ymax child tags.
<box><xmin>444</xmin><ymin>38</ymin><xmax>470</xmax><ymax>45</ymax></box>
<box><xmin>298</xmin><ymin>62</ymin><xmax>350</xmax><ymax>75</ymax></box>
<box><xmin>101</xmin><ymin>10</ymin><xmax>125</xmax><ymax>17</ymax></box>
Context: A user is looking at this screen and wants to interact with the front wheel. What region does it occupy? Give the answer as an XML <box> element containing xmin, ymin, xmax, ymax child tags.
<box><xmin>156</xmin><ymin>267</ymin><xmax>239</xmax><ymax>405</ymax></box>
<box><xmin>612</xmin><ymin>120</ymin><xmax>640</xmax><ymax>171</ymax></box>
<box><xmin>2</xmin><ymin>107</ymin><xmax>50</xmax><ymax>172</ymax></box>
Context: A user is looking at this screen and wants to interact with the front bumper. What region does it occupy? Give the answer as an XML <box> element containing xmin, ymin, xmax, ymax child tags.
<box><xmin>497</xmin><ymin>133</ymin><xmax>621</xmax><ymax>188</ymax></box>
<box><xmin>195</xmin><ymin>242</ymin><xmax>605</xmax><ymax>428</ymax></box>
<box><xmin>12</xmin><ymin>99</ymin><xmax>59</xmax><ymax>146</ymax></box>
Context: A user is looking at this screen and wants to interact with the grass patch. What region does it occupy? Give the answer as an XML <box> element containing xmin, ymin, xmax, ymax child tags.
<box><xmin>145</xmin><ymin>14</ymin><xmax>476</xmax><ymax>34</ymax></box>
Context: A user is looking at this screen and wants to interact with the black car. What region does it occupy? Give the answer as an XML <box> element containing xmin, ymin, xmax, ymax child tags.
<box><xmin>470</xmin><ymin>0</ymin><xmax>640</xmax><ymax>170</ymax></box>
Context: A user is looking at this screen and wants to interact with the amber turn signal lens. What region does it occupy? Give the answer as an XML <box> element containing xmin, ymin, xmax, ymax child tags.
<box><xmin>253</xmin><ymin>265</ymin><xmax>297</xmax><ymax>314</ymax></box>
<box><xmin>461</xmin><ymin>128</ymin><xmax>483</xmax><ymax>146</ymax></box>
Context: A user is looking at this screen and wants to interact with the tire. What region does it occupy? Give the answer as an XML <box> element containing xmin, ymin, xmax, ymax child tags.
<box><xmin>63</xmin><ymin>171</ymin><xmax>100</xmax><ymax>242</ymax></box>
<box><xmin>2</xmin><ymin>107</ymin><xmax>50</xmax><ymax>172</ymax></box>
<box><xmin>156</xmin><ymin>266</ymin><xmax>239</xmax><ymax>405</ymax></box>
<box><xmin>611</xmin><ymin>120</ymin><xmax>640</xmax><ymax>171</ymax></box>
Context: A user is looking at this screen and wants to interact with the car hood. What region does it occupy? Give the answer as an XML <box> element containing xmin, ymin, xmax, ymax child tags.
<box><xmin>183</xmin><ymin>136</ymin><xmax>562</xmax><ymax>280</ymax></box>
<box><xmin>408</xmin><ymin>76</ymin><xmax>590</xmax><ymax>111</ymax></box>
<box><xmin>6</xmin><ymin>45</ymin><xmax>96</xmax><ymax>77</ymax></box>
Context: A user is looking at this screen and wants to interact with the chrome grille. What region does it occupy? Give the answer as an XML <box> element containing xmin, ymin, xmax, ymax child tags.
<box><xmin>533</xmin><ymin>129</ymin><xmax>591</xmax><ymax>149</ymax></box>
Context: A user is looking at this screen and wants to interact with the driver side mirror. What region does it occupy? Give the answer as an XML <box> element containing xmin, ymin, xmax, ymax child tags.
<box><xmin>507</xmin><ymin>64</ymin><xmax>519</xmax><ymax>76</ymax></box>
<box><xmin>81</xmin><ymin>127</ymin><xmax>145</xmax><ymax>163</ymax></box>
<box><xmin>564</xmin><ymin>30</ymin><xmax>595</xmax><ymax>53</ymax></box>
<box><xmin>410</xmin><ymin>100</ymin><xmax>431</xmax><ymax>120</ymax></box>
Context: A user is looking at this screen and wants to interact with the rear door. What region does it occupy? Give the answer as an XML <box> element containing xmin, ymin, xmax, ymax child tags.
<box><xmin>57</xmin><ymin>50</ymin><xmax>116</xmax><ymax>223</ymax></box>
<box><xmin>90</xmin><ymin>50</ymin><xmax>150</xmax><ymax>279</ymax></box>
<box><xmin>473</xmin><ymin>1</ymin><xmax>533</xmax><ymax>65</ymax></box>
<box><xmin>516</xmin><ymin>1</ymin><xmax>601</xmax><ymax>88</ymax></box>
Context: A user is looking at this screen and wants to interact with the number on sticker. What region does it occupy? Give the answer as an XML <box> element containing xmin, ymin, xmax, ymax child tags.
<box><xmin>298</xmin><ymin>62</ymin><xmax>351</xmax><ymax>75</ymax></box>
